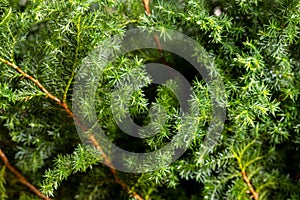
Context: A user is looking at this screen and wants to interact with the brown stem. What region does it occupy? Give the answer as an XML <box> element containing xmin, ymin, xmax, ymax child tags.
<box><xmin>142</xmin><ymin>0</ymin><xmax>151</xmax><ymax>16</ymax></box>
<box><xmin>0</xmin><ymin>58</ymin><xmax>61</xmax><ymax>104</ymax></box>
<box><xmin>141</xmin><ymin>0</ymin><xmax>163</xmax><ymax>55</ymax></box>
<box><xmin>241</xmin><ymin>170</ymin><xmax>259</xmax><ymax>200</ymax></box>
<box><xmin>141</xmin><ymin>0</ymin><xmax>175</xmax><ymax>77</ymax></box>
<box><xmin>0</xmin><ymin>58</ymin><xmax>143</xmax><ymax>200</ymax></box>
<box><xmin>88</xmin><ymin>135</ymin><xmax>143</xmax><ymax>200</ymax></box>
<box><xmin>153</xmin><ymin>33</ymin><xmax>163</xmax><ymax>54</ymax></box>
<box><xmin>0</xmin><ymin>149</ymin><xmax>52</xmax><ymax>200</ymax></box>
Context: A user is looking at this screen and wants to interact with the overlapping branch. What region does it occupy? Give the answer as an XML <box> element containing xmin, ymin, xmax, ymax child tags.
<box><xmin>0</xmin><ymin>58</ymin><xmax>143</xmax><ymax>200</ymax></box>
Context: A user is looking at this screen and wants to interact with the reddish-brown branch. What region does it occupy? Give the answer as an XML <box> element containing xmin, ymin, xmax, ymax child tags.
<box><xmin>88</xmin><ymin>135</ymin><xmax>143</xmax><ymax>200</ymax></box>
<box><xmin>142</xmin><ymin>0</ymin><xmax>151</xmax><ymax>15</ymax></box>
<box><xmin>0</xmin><ymin>149</ymin><xmax>52</xmax><ymax>200</ymax></box>
<box><xmin>153</xmin><ymin>33</ymin><xmax>163</xmax><ymax>54</ymax></box>
<box><xmin>88</xmin><ymin>135</ymin><xmax>143</xmax><ymax>199</ymax></box>
<box><xmin>0</xmin><ymin>58</ymin><xmax>143</xmax><ymax>200</ymax></box>
<box><xmin>241</xmin><ymin>170</ymin><xmax>259</xmax><ymax>200</ymax></box>
<box><xmin>0</xmin><ymin>59</ymin><xmax>61</xmax><ymax>104</ymax></box>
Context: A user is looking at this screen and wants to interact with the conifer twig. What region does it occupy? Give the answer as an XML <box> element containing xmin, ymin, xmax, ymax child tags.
<box><xmin>232</xmin><ymin>147</ymin><xmax>259</xmax><ymax>200</ymax></box>
<box><xmin>0</xmin><ymin>58</ymin><xmax>143</xmax><ymax>200</ymax></box>
<box><xmin>0</xmin><ymin>58</ymin><xmax>61</xmax><ymax>104</ymax></box>
<box><xmin>241</xmin><ymin>170</ymin><xmax>259</xmax><ymax>200</ymax></box>
<box><xmin>0</xmin><ymin>149</ymin><xmax>52</xmax><ymax>200</ymax></box>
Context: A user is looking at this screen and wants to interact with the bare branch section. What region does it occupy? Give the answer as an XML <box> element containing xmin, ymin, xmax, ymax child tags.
<box><xmin>241</xmin><ymin>170</ymin><xmax>259</xmax><ymax>200</ymax></box>
<box><xmin>0</xmin><ymin>149</ymin><xmax>52</xmax><ymax>200</ymax></box>
<box><xmin>0</xmin><ymin>58</ymin><xmax>143</xmax><ymax>200</ymax></box>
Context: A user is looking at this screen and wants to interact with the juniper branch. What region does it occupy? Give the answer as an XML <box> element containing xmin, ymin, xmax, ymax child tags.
<box><xmin>0</xmin><ymin>58</ymin><xmax>143</xmax><ymax>200</ymax></box>
<box><xmin>232</xmin><ymin>148</ymin><xmax>259</xmax><ymax>200</ymax></box>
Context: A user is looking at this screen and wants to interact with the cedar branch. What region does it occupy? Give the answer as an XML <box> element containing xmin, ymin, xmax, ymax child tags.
<box><xmin>0</xmin><ymin>58</ymin><xmax>143</xmax><ymax>200</ymax></box>
<box><xmin>0</xmin><ymin>149</ymin><xmax>52</xmax><ymax>200</ymax></box>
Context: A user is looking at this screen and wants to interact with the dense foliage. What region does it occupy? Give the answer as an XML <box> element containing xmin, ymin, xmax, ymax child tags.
<box><xmin>0</xmin><ymin>0</ymin><xmax>299</xmax><ymax>199</ymax></box>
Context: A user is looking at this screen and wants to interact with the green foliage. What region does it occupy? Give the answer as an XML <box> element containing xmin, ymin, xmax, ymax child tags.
<box><xmin>0</xmin><ymin>0</ymin><xmax>300</xmax><ymax>199</ymax></box>
<box><xmin>40</xmin><ymin>145</ymin><xmax>101</xmax><ymax>197</ymax></box>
